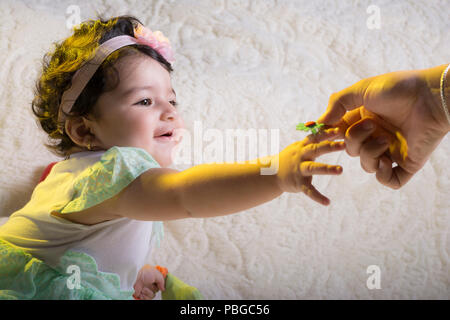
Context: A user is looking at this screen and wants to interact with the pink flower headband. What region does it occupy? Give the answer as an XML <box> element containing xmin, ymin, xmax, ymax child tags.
<box><xmin>134</xmin><ymin>24</ymin><xmax>175</xmax><ymax>63</ymax></box>
<box><xmin>57</xmin><ymin>23</ymin><xmax>175</xmax><ymax>134</ymax></box>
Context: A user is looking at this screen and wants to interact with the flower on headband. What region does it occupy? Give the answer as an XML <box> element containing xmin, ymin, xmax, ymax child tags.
<box><xmin>134</xmin><ymin>24</ymin><xmax>175</xmax><ymax>64</ymax></box>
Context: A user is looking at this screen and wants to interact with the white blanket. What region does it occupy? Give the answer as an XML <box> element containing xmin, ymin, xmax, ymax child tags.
<box><xmin>0</xmin><ymin>0</ymin><xmax>448</xmax><ymax>299</ymax></box>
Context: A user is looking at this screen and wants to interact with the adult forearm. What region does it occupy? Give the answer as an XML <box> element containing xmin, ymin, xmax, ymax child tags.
<box><xmin>176</xmin><ymin>156</ymin><xmax>283</xmax><ymax>218</ymax></box>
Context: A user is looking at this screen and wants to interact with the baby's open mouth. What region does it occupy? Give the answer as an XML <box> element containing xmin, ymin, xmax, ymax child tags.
<box><xmin>154</xmin><ymin>129</ymin><xmax>175</xmax><ymax>142</ymax></box>
<box><xmin>154</xmin><ymin>130</ymin><xmax>173</xmax><ymax>137</ymax></box>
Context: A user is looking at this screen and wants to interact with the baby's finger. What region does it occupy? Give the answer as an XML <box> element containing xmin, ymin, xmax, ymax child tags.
<box><xmin>133</xmin><ymin>281</ymin><xmax>143</xmax><ymax>297</ymax></box>
<box><xmin>301</xmin><ymin>184</ymin><xmax>330</xmax><ymax>206</ymax></box>
<box><xmin>303</xmin><ymin>140</ymin><xmax>345</xmax><ymax>160</ymax></box>
<box><xmin>157</xmin><ymin>278</ymin><xmax>165</xmax><ymax>292</ymax></box>
<box><xmin>142</xmin><ymin>287</ymin><xmax>156</xmax><ymax>300</ymax></box>
<box><xmin>305</xmin><ymin>127</ymin><xmax>342</xmax><ymax>144</ymax></box>
<box><xmin>300</xmin><ymin>161</ymin><xmax>343</xmax><ymax>177</ymax></box>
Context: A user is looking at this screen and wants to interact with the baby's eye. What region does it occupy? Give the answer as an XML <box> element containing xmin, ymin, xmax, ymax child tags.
<box><xmin>170</xmin><ymin>100</ymin><xmax>178</xmax><ymax>107</ymax></box>
<box><xmin>136</xmin><ymin>98</ymin><xmax>153</xmax><ymax>106</ymax></box>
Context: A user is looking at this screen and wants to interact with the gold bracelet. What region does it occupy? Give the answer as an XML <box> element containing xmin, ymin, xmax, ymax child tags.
<box><xmin>440</xmin><ymin>63</ymin><xmax>450</xmax><ymax>125</ymax></box>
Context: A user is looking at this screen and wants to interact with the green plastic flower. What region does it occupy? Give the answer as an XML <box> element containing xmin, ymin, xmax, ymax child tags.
<box><xmin>296</xmin><ymin>121</ymin><xmax>325</xmax><ymax>134</ymax></box>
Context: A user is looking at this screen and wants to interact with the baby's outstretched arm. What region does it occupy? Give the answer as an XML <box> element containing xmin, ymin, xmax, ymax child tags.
<box><xmin>106</xmin><ymin>128</ymin><xmax>344</xmax><ymax>221</ymax></box>
<box><xmin>177</xmin><ymin>127</ymin><xmax>344</xmax><ymax>216</ymax></box>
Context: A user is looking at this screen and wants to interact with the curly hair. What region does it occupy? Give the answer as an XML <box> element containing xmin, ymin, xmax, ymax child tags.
<box><xmin>31</xmin><ymin>14</ymin><xmax>174</xmax><ymax>159</ymax></box>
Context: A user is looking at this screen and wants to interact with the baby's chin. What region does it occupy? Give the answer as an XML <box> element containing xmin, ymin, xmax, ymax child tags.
<box><xmin>150</xmin><ymin>142</ymin><xmax>182</xmax><ymax>167</ymax></box>
<box><xmin>151</xmin><ymin>151</ymin><xmax>174</xmax><ymax>168</ymax></box>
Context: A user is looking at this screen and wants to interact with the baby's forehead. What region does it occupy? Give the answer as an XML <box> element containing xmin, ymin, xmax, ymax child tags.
<box><xmin>110</xmin><ymin>55</ymin><xmax>172</xmax><ymax>91</ymax></box>
<box><xmin>114</xmin><ymin>54</ymin><xmax>159</xmax><ymax>77</ymax></box>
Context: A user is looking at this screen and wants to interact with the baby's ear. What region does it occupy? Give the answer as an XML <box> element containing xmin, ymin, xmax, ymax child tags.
<box><xmin>65</xmin><ymin>117</ymin><xmax>92</xmax><ymax>145</ymax></box>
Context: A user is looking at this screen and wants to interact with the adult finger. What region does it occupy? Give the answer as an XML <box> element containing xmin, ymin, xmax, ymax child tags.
<box><xmin>301</xmin><ymin>184</ymin><xmax>330</xmax><ymax>206</ymax></box>
<box><xmin>302</xmin><ymin>140</ymin><xmax>346</xmax><ymax>160</ymax></box>
<box><xmin>344</xmin><ymin>118</ymin><xmax>377</xmax><ymax>157</ymax></box>
<box><xmin>300</xmin><ymin>161</ymin><xmax>343</xmax><ymax>176</ymax></box>
<box><xmin>317</xmin><ymin>79</ymin><xmax>368</xmax><ymax>126</ymax></box>
<box><xmin>359</xmin><ymin>136</ymin><xmax>390</xmax><ymax>173</ymax></box>
<box><xmin>318</xmin><ymin>106</ymin><xmax>374</xmax><ymax>140</ymax></box>
<box><xmin>308</xmin><ymin>107</ymin><xmax>368</xmax><ymax>153</ymax></box>
<box><xmin>376</xmin><ymin>156</ymin><xmax>414</xmax><ymax>190</ymax></box>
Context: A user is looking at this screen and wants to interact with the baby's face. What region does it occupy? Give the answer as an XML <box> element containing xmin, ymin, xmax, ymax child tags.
<box><xmin>88</xmin><ymin>54</ymin><xmax>184</xmax><ymax>167</ymax></box>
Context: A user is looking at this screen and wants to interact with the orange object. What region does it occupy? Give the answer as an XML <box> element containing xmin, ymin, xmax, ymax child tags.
<box><xmin>155</xmin><ymin>265</ymin><xmax>168</xmax><ymax>279</ymax></box>
<box><xmin>305</xmin><ymin>121</ymin><xmax>316</xmax><ymax>127</ymax></box>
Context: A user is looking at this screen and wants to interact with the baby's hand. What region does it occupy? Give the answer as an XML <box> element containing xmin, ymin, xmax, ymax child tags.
<box><xmin>133</xmin><ymin>264</ymin><xmax>166</xmax><ymax>300</ymax></box>
<box><xmin>275</xmin><ymin>127</ymin><xmax>345</xmax><ymax>205</ymax></box>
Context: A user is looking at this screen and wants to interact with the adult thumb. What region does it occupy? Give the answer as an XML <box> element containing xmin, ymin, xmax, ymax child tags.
<box><xmin>317</xmin><ymin>80</ymin><xmax>367</xmax><ymax>125</ymax></box>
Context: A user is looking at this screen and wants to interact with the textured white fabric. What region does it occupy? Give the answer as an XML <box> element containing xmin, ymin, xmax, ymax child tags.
<box><xmin>0</xmin><ymin>0</ymin><xmax>448</xmax><ymax>299</ymax></box>
<box><xmin>0</xmin><ymin>148</ymin><xmax>158</xmax><ymax>291</ymax></box>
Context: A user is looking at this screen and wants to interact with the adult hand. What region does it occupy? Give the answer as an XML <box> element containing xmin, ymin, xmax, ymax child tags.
<box><xmin>317</xmin><ymin>65</ymin><xmax>450</xmax><ymax>189</ymax></box>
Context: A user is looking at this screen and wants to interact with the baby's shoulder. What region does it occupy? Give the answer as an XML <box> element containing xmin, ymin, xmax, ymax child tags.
<box><xmin>50</xmin><ymin>205</ymin><xmax>122</xmax><ymax>226</ymax></box>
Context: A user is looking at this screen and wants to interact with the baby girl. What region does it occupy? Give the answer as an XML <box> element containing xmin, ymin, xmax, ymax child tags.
<box><xmin>0</xmin><ymin>15</ymin><xmax>344</xmax><ymax>300</ymax></box>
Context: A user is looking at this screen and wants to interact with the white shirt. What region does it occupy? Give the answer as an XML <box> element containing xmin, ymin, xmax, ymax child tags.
<box><xmin>0</xmin><ymin>147</ymin><xmax>162</xmax><ymax>291</ymax></box>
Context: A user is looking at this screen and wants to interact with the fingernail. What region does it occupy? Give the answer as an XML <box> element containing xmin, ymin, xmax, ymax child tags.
<box><xmin>379</xmin><ymin>160</ymin><xmax>384</xmax><ymax>170</ymax></box>
<box><xmin>363</xmin><ymin>121</ymin><xmax>373</xmax><ymax>130</ymax></box>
